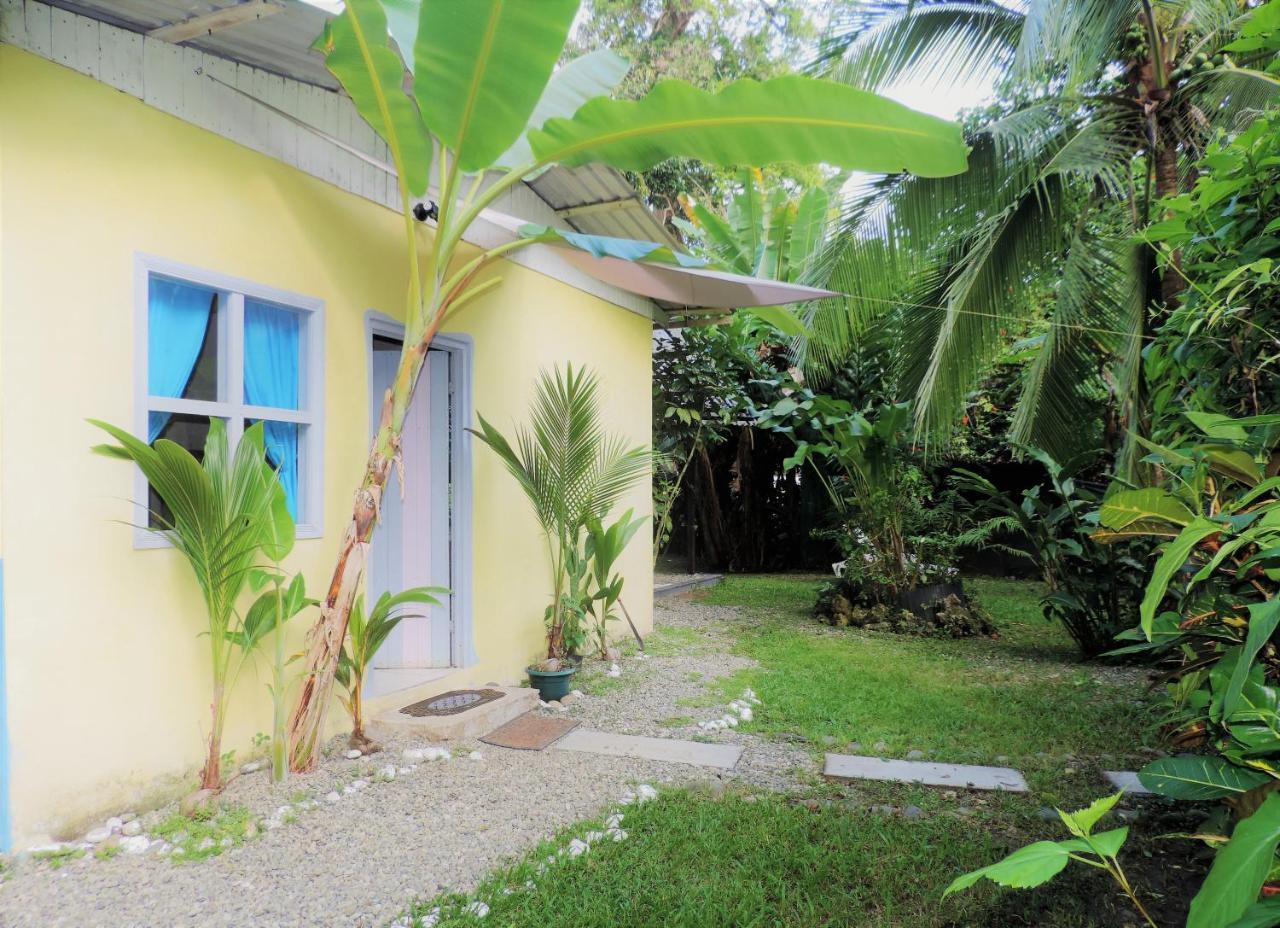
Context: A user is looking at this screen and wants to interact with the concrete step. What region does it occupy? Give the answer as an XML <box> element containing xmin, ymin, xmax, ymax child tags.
<box><xmin>552</xmin><ymin>728</ymin><xmax>743</xmax><ymax>770</ymax></box>
<box><xmin>371</xmin><ymin>685</ymin><xmax>539</xmax><ymax>742</ymax></box>
<box><xmin>823</xmin><ymin>753</ymin><xmax>1029</xmax><ymax>792</ymax></box>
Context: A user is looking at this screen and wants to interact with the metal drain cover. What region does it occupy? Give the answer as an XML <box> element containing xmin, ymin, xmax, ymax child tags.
<box><xmin>400</xmin><ymin>688</ymin><xmax>505</xmax><ymax>717</ymax></box>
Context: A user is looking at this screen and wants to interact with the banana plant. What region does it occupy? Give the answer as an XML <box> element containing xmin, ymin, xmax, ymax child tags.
<box><xmin>287</xmin><ymin>0</ymin><xmax>968</xmax><ymax>771</ymax></box>
<box><xmin>237</xmin><ymin>571</ymin><xmax>316</xmax><ymax>784</ymax></box>
<box><xmin>335</xmin><ymin>586</ymin><xmax>445</xmax><ymax>751</ymax></box>
<box><xmin>677</xmin><ymin>168</ymin><xmax>836</xmax><ymax>337</ymax></box>
<box><xmin>584</xmin><ymin>508</ymin><xmax>646</xmax><ymax>658</ymax></box>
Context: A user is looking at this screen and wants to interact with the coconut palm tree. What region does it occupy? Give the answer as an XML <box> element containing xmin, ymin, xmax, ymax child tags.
<box><xmin>804</xmin><ymin>0</ymin><xmax>1280</xmax><ymax>469</ymax></box>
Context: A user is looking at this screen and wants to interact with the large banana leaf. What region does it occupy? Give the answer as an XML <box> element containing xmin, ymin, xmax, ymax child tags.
<box><xmin>316</xmin><ymin>0</ymin><xmax>431</xmax><ymax>196</ymax></box>
<box><xmin>495</xmin><ymin>49</ymin><xmax>631</xmax><ymax>172</ymax></box>
<box><xmin>1137</xmin><ymin>754</ymin><xmax>1270</xmax><ymax>800</ymax></box>
<box><xmin>413</xmin><ymin>0</ymin><xmax>579</xmax><ymax>172</ymax></box>
<box><xmin>526</xmin><ymin>75</ymin><xmax>969</xmax><ymax>176</ymax></box>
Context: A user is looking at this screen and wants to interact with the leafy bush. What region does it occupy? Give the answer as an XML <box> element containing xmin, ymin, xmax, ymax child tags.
<box><xmin>955</xmin><ymin>449</ymin><xmax>1148</xmax><ymax>657</ymax></box>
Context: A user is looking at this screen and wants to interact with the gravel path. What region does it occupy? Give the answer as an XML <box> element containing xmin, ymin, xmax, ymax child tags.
<box><xmin>0</xmin><ymin>598</ymin><xmax>809</xmax><ymax>927</ymax></box>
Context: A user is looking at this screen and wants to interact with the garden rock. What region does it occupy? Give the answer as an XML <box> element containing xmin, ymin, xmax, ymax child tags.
<box><xmin>815</xmin><ymin>582</ymin><xmax>996</xmax><ymax>639</ymax></box>
<box><xmin>906</xmin><ymin>750</ymin><xmax>925</xmax><ymax>760</ymax></box>
<box><xmin>903</xmin><ymin>805</ymin><xmax>924</xmax><ymax>820</ymax></box>
<box><xmin>85</xmin><ymin>827</ymin><xmax>112</xmax><ymax>844</ymax></box>
<box><xmin>240</xmin><ymin>761</ymin><xmax>263</xmax><ymax>774</ymax></box>
<box><xmin>121</xmin><ymin>821</ymin><xmax>142</xmax><ymax>837</ymax></box>
<box><xmin>344</xmin><ymin>749</ymin><xmax>362</xmax><ymax>760</ymax></box>
<box><xmin>121</xmin><ymin>836</ymin><xmax>151</xmax><ymax>855</ymax></box>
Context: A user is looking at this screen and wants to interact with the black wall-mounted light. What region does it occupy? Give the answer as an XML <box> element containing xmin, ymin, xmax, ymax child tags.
<box><xmin>412</xmin><ymin>201</ymin><xmax>439</xmax><ymax>223</ymax></box>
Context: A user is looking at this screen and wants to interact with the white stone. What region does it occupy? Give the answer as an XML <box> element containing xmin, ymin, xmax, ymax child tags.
<box><xmin>567</xmin><ymin>838</ymin><xmax>589</xmax><ymax>857</ymax></box>
<box><xmin>351</xmin><ymin>779</ymin><xmax>369</xmax><ymax>789</ymax></box>
<box><xmin>636</xmin><ymin>784</ymin><xmax>658</xmax><ymax>802</ymax></box>
<box><xmin>739</xmin><ymin>707</ymin><xmax>753</xmax><ymax>722</ymax></box>
<box><xmin>344</xmin><ymin>749</ymin><xmax>362</xmax><ymax>759</ymax></box>
<box><xmin>378</xmin><ymin>765</ymin><xmax>397</xmax><ymax>781</ymax></box>
<box><xmin>468</xmin><ymin>751</ymin><xmax>483</xmax><ymax>761</ymax></box>
<box><xmin>240</xmin><ymin>761</ymin><xmax>263</xmax><ymax>774</ymax></box>
<box><xmin>584</xmin><ymin>830</ymin><xmax>604</xmax><ymax>844</ymax></box>
<box><xmin>571</xmin><ymin>689</ymin><xmax>584</xmax><ymax>697</ymax></box>
<box><xmin>219</xmin><ymin>837</ymin><xmax>233</xmax><ymax>848</ymax></box>
<box><xmin>611</xmin><ymin>829</ymin><xmax>628</xmax><ymax>842</ymax></box>
<box><xmin>121</xmin><ymin>836</ymin><xmax>150</xmax><ymax>855</ymax></box>
<box><xmin>263</xmin><ymin>819</ymin><xmax>282</xmax><ymax>831</ymax></box>
<box><xmin>324</xmin><ymin>791</ymin><xmax>342</xmax><ymax>803</ymax></box>
<box><xmin>84</xmin><ymin>827</ymin><xmax>112</xmax><ymax>844</ymax></box>
<box><xmin>105</xmin><ymin>816</ymin><xmax>124</xmax><ymax>834</ymax></box>
<box><xmin>722</xmin><ymin>715</ymin><xmax>739</xmax><ymax>728</ymax></box>
<box><xmin>121</xmin><ymin>821</ymin><xmax>142</xmax><ymax>837</ymax></box>
<box><xmin>607</xmin><ymin>663</ymin><xmax>621</xmax><ymax>678</ymax></box>
<box><xmin>465</xmin><ymin>900</ymin><xmax>489</xmax><ymax>918</ymax></box>
<box><xmin>421</xmin><ymin>907</ymin><xmax>441</xmax><ymax>927</ymax></box>
<box><xmin>342</xmin><ymin>784</ymin><xmax>359</xmax><ymax>796</ymax></box>
<box><xmin>402</xmin><ymin>748</ymin><xmax>426</xmax><ymax>762</ymax></box>
<box><xmin>605</xmin><ymin>813</ymin><xmax>624</xmax><ymax>829</ymax></box>
<box><xmin>397</xmin><ymin>766</ymin><xmax>413</xmax><ymax>775</ymax></box>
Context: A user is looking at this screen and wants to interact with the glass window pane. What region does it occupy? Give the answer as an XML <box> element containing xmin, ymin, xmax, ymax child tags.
<box><xmin>247</xmin><ymin>418</ymin><xmax>301</xmax><ymax>521</ymax></box>
<box><xmin>148</xmin><ymin>277</ymin><xmax>218</xmax><ymax>402</ymax></box>
<box><xmin>147</xmin><ymin>413</ymin><xmax>213</xmax><ymax>528</ymax></box>
<box><xmin>244</xmin><ymin>300</ymin><xmax>301</xmax><ymax>412</ymax></box>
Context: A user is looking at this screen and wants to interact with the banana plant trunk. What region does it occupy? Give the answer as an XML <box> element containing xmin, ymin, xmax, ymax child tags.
<box><xmin>287</xmin><ymin>298</ymin><xmax>450</xmax><ymax>772</ymax></box>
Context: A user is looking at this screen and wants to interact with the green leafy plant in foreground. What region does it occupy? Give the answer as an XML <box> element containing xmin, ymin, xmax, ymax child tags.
<box><xmin>285</xmin><ymin>0</ymin><xmax>968</xmax><ymax>770</ymax></box>
<box><xmin>947</xmin><ymin>793</ymin><xmax>1153</xmax><ymax>926</ymax></box>
<box><xmin>91</xmin><ymin>419</ymin><xmax>292</xmax><ymax>790</ymax></box>
<box><xmin>470</xmin><ymin>364</ymin><xmax>648</xmax><ymax>662</ymax></box>
<box><xmin>335</xmin><ymin>586</ymin><xmax>445</xmax><ymax>749</ymax></box>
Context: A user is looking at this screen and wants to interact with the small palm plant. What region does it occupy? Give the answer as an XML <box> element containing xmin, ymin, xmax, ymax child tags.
<box><xmin>471</xmin><ymin>364</ymin><xmax>649</xmax><ymax>661</ymax></box>
<box><xmin>91</xmin><ymin>418</ymin><xmax>291</xmax><ymax>790</ymax></box>
<box><xmin>335</xmin><ymin>587</ymin><xmax>444</xmax><ymax>751</ymax></box>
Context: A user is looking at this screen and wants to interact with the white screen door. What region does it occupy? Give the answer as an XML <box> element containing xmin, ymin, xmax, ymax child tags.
<box><xmin>366</xmin><ymin>336</ymin><xmax>452</xmax><ymax>697</ymax></box>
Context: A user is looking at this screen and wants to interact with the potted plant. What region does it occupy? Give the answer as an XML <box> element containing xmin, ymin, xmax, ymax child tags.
<box><xmin>471</xmin><ymin>364</ymin><xmax>648</xmax><ymax>700</ymax></box>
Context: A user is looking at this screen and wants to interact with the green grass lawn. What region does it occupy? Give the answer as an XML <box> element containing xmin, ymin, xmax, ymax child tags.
<box><xmin>405</xmin><ymin>574</ymin><xmax>1175</xmax><ymax>928</ymax></box>
<box><xmin>699</xmin><ymin>575</ymin><xmax>1157</xmax><ymax>799</ymax></box>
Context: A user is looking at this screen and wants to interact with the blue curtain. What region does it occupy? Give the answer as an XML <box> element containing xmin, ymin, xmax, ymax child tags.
<box><xmin>147</xmin><ymin>279</ymin><xmax>215</xmax><ymax>441</ymax></box>
<box><xmin>244</xmin><ymin>301</ymin><xmax>301</xmax><ymax>518</ymax></box>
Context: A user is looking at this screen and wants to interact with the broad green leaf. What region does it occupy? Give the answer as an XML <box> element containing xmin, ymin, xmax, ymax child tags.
<box><xmin>1188</xmin><ymin>794</ymin><xmax>1280</xmax><ymax>928</ymax></box>
<box><xmin>1099</xmin><ymin>488</ymin><xmax>1194</xmax><ymax>531</ymax></box>
<box><xmin>1059</xmin><ymin>793</ymin><xmax>1122</xmax><ymax>838</ymax></box>
<box><xmin>518</xmin><ymin>224</ymin><xmax>708</xmax><ymax>267</ymax></box>
<box><xmin>317</xmin><ymin>0</ymin><xmax>431</xmax><ymax>197</ymax></box>
<box><xmin>1138</xmin><ymin>755</ymin><xmax>1270</xmax><ymax>800</ymax></box>
<box><xmin>528</xmin><ymin>75</ymin><xmax>969</xmax><ymax>177</ymax></box>
<box><xmin>944</xmin><ymin>839</ymin><xmax>1088</xmax><ymax>896</ymax></box>
<box><xmin>413</xmin><ymin>0</ymin><xmax>578</xmax><ymax>172</ymax></box>
<box><xmin>496</xmin><ymin>49</ymin><xmax>631</xmax><ymax>172</ymax></box>
<box><xmin>1225</xmin><ymin>600</ymin><xmax>1280</xmax><ymax>719</ymax></box>
<box><xmin>1228</xmin><ymin>897</ymin><xmax>1280</xmax><ymax>928</ymax></box>
<box><xmin>744</xmin><ymin>306</ymin><xmax>808</xmax><ymax>337</ymax></box>
<box><xmin>1188</xmin><ymin>411</ymin><xmax>1250</xmax><ymax>442</ymax></box>
<box><xmin>1084</xmin><ymin>826</ymin><xmax>1129</xmax><ymax>859</ymax></box>
<box><xmin>788</xmin><ymin>186</ymin><xmax>831</xmax><ymax>275</ymax></box>
<box><xmin>1203</xmin><ymin>446</ymin><xmax>1264</xmax><ymax>487</ymax></box>
<box><xmin>1140</xmin><ymin>518</ymin><xmax>1221</xmax><ymax>635</ymax></box>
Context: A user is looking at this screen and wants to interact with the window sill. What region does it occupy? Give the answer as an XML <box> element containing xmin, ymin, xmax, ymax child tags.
<box><xmin>133</xmin><ymin>522</ymin><xmax>323</xmax><ymax>550</ymax></box>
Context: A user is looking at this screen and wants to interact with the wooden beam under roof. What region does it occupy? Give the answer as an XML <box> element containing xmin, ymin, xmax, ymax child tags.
<box><xmin>149</xmin><ymin>1</ymin><xmax>284</xmax><ymax>44</ymax></box>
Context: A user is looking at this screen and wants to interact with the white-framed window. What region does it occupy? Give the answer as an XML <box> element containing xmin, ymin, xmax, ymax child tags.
<box><xmin>133</xmin><ymin>255</ymin><xmax>325</xmax><ymax>547</ymax></box>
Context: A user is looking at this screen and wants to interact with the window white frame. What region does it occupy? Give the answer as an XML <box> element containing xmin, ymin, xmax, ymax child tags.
<box><xmin>133</xmin><ymin>254</ymin><xmax>326</xmax><ymax>548</ymax></box>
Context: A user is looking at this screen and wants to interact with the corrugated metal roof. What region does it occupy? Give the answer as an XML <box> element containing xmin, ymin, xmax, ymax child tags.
<box><xmin>45</xmin><ymin>0</ymin><xmax>687</xmax><ymax>299</ymax></box>
<box><xmin>46</xmin><ymin>0</ymin><xmax>338</xmax><ymax>88</ymax></box>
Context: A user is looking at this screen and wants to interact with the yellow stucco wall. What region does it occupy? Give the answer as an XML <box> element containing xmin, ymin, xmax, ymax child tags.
<box><xmin>0</xmin><ymin>47</ymin><xmax>653</xmax><ymax>849</ymax></box>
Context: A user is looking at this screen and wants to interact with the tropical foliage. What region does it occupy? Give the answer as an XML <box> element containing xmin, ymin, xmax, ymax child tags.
<box><xmin>471</xmin><ymin>365</ymin><xmax>648</xmax><ymax>662</ymax></box>
<box><xmin>335</xmin><ymin>586</ymin><xmax>445</xmax><ymax>749</ymax></box>
<box><xmin>288</xmin><ymin>0</ymin><xmax>968</xmax><ymax>767</ymax></box>
<box><xmin>91</xmin><ymin>419</ymin><xmax>293</xmax><ymax>790</ymax></box>
<box><xmin>805</xmin><ymin>0</ymin><xmax>1280</xmax><ymax>472</ymax></box>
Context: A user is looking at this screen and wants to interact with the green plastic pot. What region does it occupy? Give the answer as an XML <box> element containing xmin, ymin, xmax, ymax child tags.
<box><xmin>527</xmin><ymin>665</ymin><xmax>577</xmax><ymax>701</ymax></box>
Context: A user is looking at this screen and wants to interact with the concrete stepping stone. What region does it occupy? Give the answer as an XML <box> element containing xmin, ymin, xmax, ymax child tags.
<box><xmin>823</xmin><ymin>753</ymin><xmax>1029</xmax><ymax>792</ymax></box>
<box><xmin>552</xmin><ymin>729</ymin><xmax>743</xmax><ymax>770</ymax></box>
<box><xmin>1104</xmin><ymin>771</ymin><xmax>1151</xmax><ymax>795</ymax></box>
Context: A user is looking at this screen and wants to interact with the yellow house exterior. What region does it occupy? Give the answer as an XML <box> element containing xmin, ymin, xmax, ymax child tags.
<box><xmin>0</xmin><ymin>19</ymin><xmax>655</xmax><ymax>850</ymax></box>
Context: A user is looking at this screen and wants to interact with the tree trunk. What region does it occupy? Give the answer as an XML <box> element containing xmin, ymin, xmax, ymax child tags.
<box><xmin>200</xmin><ymin>685</ymin><xmax>225</xmax><ymax>790</ymax></box>
<box><xmin>287</xmin><ymin>308</ymin><xmax>447</xmax><ymax>772</ymax></box>
<box><xmin>1154</xmin><ymin>131</ymin><xmax>1186</xmax><ymax>307</ymax></box>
